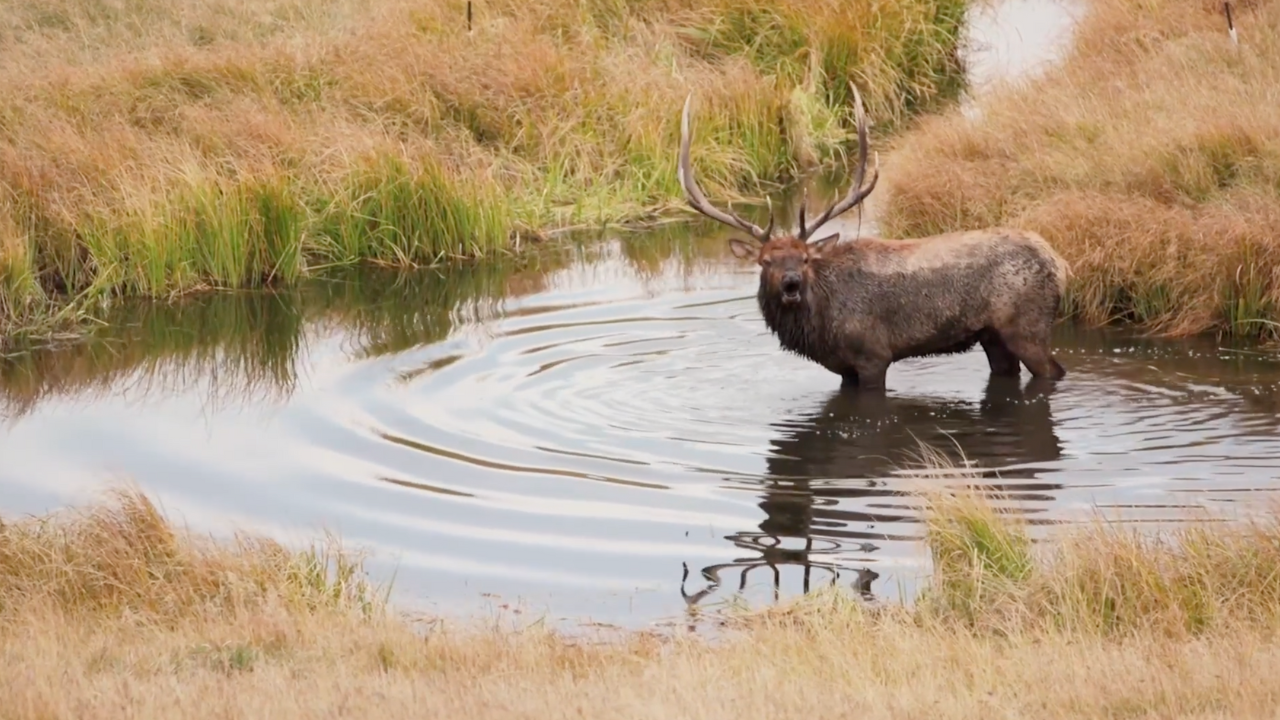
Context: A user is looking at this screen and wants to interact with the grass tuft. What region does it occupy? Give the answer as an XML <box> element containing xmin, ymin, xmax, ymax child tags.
<box><xmin>0</xmin><ymin>486</ymin><xmax>378</xmax><ymax>622</ymax></box>
<box><xmin>921</xmin><ymin>488</ymin><xmax>1036</xmax><ymax>627</ymax></box>
<box><xmin>915</xmin><ymin>476</ymin><xmax>1280</xmax><ymax>638</ymax></box>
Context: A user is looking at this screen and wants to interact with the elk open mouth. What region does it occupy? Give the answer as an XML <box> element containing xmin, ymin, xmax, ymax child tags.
<box><xmin>781</xmin><ymin>280</ymin><xmax>802</xmax><ymax>304</ymax></box>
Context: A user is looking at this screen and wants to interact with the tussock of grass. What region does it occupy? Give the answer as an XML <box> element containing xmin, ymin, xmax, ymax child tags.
<box><xmin>0</xmin><ymin>0</ymin><xmax>972</xmax><ymax>335</ymax></box>
<box><xmin>919</xmin><ymin>486</ymin><xmax>1280</xmax><ymax>638</ymax></box>
<box><xmin>0</xmin><ymin>487</ymin><xmax>378</xmax><ymax>621</ymax></box>
<box><xmin>920</xmin><ymin>489</ymin><xmax>1037</xmax><ymax>624</ymax></box>
<box><xmin>879</xmin><ymin>0</ymin><xmax>1280</xmax><ymax>339</ymax></box>
<box><xmin>4</xmin><ymin>483</ymin><xmax>1280</xmax><ymax>717</ymax></box>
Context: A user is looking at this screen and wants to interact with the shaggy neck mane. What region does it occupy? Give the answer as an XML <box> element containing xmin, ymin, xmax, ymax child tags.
<box><xmin>757</xmin><ymin>264</ymin><xmax>838</xmax><ymax>364</ymax></box>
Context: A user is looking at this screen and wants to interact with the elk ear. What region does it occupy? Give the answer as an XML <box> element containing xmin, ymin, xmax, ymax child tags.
<box><xmin>808</xmin><ymin>233</ymin><xmax>841</xmax><ymax>258</ymax></box>
<box><xmin>728</xmin><ymin>237</ymin><xmax>761</xmax><ymax>261</ymax></box>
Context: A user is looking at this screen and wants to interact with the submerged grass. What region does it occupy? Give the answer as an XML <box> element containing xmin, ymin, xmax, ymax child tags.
<box><xmin>879</xmin><ymin>0</ymin><xmax>1280</xmax><ymax>340</ymax></box>
<box><xmin>4</xmin><ymin>481</ymin><xmax>1280</xmax><ymax>717</ymax></box>
<box><xmin>0</xmin><ymin>0</ymin><xmax>974</xmax><ymax>339</ymax></box>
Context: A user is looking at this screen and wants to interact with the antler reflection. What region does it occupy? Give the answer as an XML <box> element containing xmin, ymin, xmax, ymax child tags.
<box><xmin>680</xmin><ymin>532</ymin><xmax>880</xmax><ymax>615</ymax></box>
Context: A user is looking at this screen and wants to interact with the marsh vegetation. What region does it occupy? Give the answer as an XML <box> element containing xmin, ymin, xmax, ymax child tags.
<box><xmin>0</xmin><ymin>0</ymin><xmax>973</xmax><ymax>341</ymax></box>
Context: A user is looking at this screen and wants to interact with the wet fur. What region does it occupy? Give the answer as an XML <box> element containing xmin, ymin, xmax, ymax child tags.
<box><xmin>735</xmin><ymin>227</ymin><xmax>1070</xmax><ymax>391</ymax></box>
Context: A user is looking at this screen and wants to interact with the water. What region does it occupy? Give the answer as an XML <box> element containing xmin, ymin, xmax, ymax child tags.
<box><xmin>4</xmin><ymin>214</ymin><xmax>1280</xmax><ymax>628</ymax></box>
<box><xmin>964</xmin><ymin>0</ymin><xmax>1086</xmax><ymax>91</ymax></box>
<box><xmin>8</xmin><ymin>0</ymin><xmax>1271</xmax><ymax>630</ymax></box>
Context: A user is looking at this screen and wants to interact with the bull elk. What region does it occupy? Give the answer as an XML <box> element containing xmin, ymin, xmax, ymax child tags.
<box><xmin>676</xmin><ymin>85</ymin><xmax>1070</xmax><ymax>391</ymax></box>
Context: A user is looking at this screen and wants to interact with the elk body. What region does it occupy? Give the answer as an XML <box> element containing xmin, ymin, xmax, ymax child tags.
<box><xmin>677</xmin><ymin>86</ymin><xmax>1070</xmax><ymax>391</ymax></box>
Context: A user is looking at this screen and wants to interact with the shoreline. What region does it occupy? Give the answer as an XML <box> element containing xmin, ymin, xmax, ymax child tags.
<box><xmin>3</xmin><ymin>483</ymin><xmax>1279</xmax><ymax>718</ymax></box>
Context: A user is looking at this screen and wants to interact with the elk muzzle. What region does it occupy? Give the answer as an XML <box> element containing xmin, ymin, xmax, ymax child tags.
<box><xmin>780</xmin><ymin>272</ymin><xmax>803</xmax><ymax>304</ymax></box>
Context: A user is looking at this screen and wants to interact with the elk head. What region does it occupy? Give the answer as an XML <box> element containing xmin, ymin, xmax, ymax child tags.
<box><xmin>728</xmin><ymin>233</ymin><xmax>840</xmax><ymax>304</ymax></box>
<box><xmin>677</xmin><ymin>81</ymin><xmax>880</xmax><ymax>305</ymax></box>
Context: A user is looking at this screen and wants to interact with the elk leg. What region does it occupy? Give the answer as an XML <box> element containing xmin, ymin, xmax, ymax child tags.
<box><xmin>851</xmin><ymin>357</ymin><xmax>890</xmax><ymax>391</ymax></box>
<box><xmin>1000</xmin><ymin>332</ymin><xmax>1066</xmax><ymax>380</ymax></box>
<box><xmin>978</xmin><ymin>329</ymin><xmax>1021</xmax><ymax>377</ymax></box>
<box><xmin>840</xmin><ymin>369</ymin><xmax>860</xmax><ymax>388</ymax></box>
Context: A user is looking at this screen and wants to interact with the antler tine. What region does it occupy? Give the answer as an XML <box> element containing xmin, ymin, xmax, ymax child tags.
<box><xmin>797</xmin><ymin>81</ymin><xmax>881</xmax><ymax>242</ymax></box>
<box><xmin>799</xmin><ymin>186</ymin><xmax>809</xmax><ymax>239</ymax></box>
<box><xmin>679</xmin><ymin>94</ymin><xmax>773</xmax><ymax>243</ymax></box>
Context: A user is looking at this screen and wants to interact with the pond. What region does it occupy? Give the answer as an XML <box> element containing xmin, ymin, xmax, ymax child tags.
<box><xmin>4</xmin><ymin>205</ymin><xmax>1280</xmax><ymax>630</ymax></box>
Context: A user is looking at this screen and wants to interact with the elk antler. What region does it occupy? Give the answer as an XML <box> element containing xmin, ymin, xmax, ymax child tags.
<box><xmin>797</xmin><ymin>81</ymin><xmax>881</xmax><ymax>242</ymax></box>
<box><xmin>678</xmin><ymin>94</ymin><xmax>775</xmax><ymax>243</ymax></box>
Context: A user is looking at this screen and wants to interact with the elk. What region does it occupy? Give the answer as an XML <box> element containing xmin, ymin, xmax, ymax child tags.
<box><xmin>676</xmin><ymin>84</ymin><xmax>1070</xmax><ymax>391</ymax></box>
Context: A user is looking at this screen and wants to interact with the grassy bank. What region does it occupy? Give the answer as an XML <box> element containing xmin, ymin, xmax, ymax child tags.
<box><xmin>878</xmin><ymin>0</ymin><xmax>1280</xmax><ymax>340</ymax></box>
<box><xmin>0</xmin><ymin>0</ymin><xmax>973</xmax><ymax>342</ymax></box>
<box><xmin>4</xmin><ymin>485</ymin><xmax>1280</xmax><ymax>718</ymax></box>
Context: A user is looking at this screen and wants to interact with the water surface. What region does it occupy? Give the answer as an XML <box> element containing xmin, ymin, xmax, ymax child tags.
<box><xmin>3</xmin><ymin>214</ymin><xmax>1280</xmax><ymax>628</ymax></box>
<box><xmin>4</xmin><ymin>0</ymin><xmax>1273</xmax><ymax>629</ymax></box>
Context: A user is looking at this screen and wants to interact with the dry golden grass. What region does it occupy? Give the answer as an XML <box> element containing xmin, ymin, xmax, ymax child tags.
<box><xmin>879</xmin><ymin>0</ymin><xmax>1280</xmax><ymax>339</ymax></box>
<box><xmin>0</xmin><ymin>0</ymin><xmax>971</xmax><ymax>342</ymax></box>
<box><xmin>5</xmin><ymin>483</ymin><xmax>1280</xmax><ymax>718</ymax></box>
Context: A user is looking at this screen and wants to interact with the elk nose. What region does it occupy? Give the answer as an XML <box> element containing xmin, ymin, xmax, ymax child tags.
<box><xmin>781</xmin><ymin>273</ymin><xmax>802</xmax><ymax>295</ymax></box>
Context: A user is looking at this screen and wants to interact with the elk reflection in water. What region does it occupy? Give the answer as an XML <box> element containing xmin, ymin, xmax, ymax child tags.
<box><xmin>681</xmin><ymin>376</ymin><xmax>1065</xmax><ymax>610</ymax></box>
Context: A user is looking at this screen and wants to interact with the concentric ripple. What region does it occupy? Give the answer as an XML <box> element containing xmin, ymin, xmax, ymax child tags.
<box><xmin>4</xmin><ymin>240</ymin><xmax>1280</xmax><ymax>628</ymax></box>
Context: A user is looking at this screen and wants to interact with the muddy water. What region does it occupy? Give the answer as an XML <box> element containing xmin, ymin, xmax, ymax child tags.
<box><xmin>3</xmin><ymin>212</ymin><xmax>1280</xmax><ymax>628</ymax></box>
